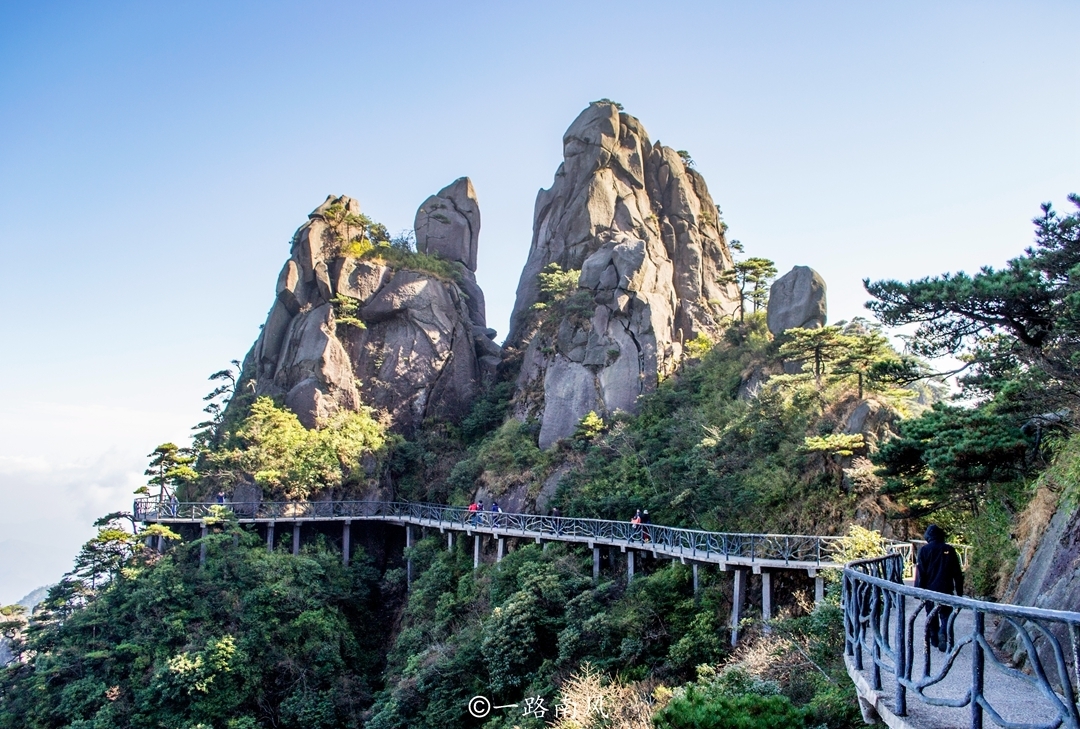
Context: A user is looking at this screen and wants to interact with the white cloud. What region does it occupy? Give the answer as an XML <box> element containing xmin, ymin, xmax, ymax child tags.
<box><xmin>0</xmin><ymin>401</ymin><xmax>169</xmax><ymax>604</ymax></box>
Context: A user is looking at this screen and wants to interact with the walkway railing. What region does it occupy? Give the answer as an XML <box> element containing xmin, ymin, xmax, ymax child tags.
<box><xmin>844</xmin><ymin>552</ymin><xmax>1080</xmax><ymax>729</ymax></box>
<box><xmin>136</xmin><ymin>498</ymin><xmax>867</xmax><ymax>567</ymax></box>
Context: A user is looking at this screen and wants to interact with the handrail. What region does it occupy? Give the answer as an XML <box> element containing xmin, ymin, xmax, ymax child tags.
<box><xmin>844</xmin><ymin>553</ymin><xmax>1080</xmax><ymax>729</ymax></box>
<box><xmin>134</xmin><ymin>498</ymin><xmax>906</xmax><ymax>567</ymax></box>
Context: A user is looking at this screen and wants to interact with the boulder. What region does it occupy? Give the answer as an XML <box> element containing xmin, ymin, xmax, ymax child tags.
<box><xmin>414</xmin><ymin>177</ymin><xmax>480</xmax><ymax>272</ymax></box>
<box><xmin>276</xmin><ymin>260</ymin><xmax>302</xmax><ymax>314</ymax></box>
<box><xmin>507</xmin><ymin>102</ymin><xmax>741</xmax><ymax>447</ymax></box>
<box><xmin>842</xmin><ymin>398</ymin><xmax>899</xmax><ymax>449</ymax></box>
<box><xmin>767</xmin><ymin>266</ymin><xmax>828</xmax><ymax>335</ymax></box>
<box><xmin>334</xmin><ymin>259</ymin><xmax>391</xmax><ymax>301</ymax></box>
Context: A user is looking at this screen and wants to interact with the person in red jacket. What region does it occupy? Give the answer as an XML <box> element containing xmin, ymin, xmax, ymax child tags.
<box><xmin>914</xmin><ymin>524</ymin><xmax>965</xmax><ymax>652</ymax></box>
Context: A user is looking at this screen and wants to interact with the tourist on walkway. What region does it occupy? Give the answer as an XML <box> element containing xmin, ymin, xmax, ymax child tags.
<box><xmin>641</xmin><ymin>509</ymin><xmax>651</xmax><ymax>543</ymax></box>
<box><xmin>914</xmin><ymin>524</ymin><xmax>965</xmax><ymax>652</ymax></box>
<box><xmin>490</xmin><ymin>501</ymin><xmax>502</xmax><ymax>528</ymax></box>
<box><xmin>216</xmin><ymin>490</ymin><xmax>226</xmax><ymax>505</ymax></box>
<box><xmin>631</xmin><ymin>509</ymin><xmax>643</xmax><ymax>541</ymax></box>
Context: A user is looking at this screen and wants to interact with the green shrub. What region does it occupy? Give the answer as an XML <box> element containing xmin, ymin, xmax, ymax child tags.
<box><xmin>361</xmin><ymin>245</ymin><xmax>460</xmax><ymax>282</ymax></box>
<box><xmin>653</xmin><ymin>689</ymin><xmax>808</xmax><ymax>729</ymax></box>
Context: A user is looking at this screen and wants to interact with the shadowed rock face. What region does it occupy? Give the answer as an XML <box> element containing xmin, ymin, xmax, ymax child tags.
<box><xmin>992</xmin><ymin>484</ymin><xmax>1080</xmax><ymax>694</ymax></box>
<box><xmin>245</xmin><ymin>190</ymin><xmax>495</xmax><ymax>432</ymax></box>
<box><xmin>506</xmin><ymin>102</ymin><xmax>740</xmax><ymax>448</ymax></box>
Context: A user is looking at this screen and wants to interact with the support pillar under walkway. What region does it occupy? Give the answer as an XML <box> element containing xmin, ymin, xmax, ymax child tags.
<box><xmin>731</xmin><ymin>567</ymin><xmax>746</xmax><ymax>646</ymax></box>
<box><xmin>406</xmin><ymin>526</ymin><xmax>413</xmax><ymax>590</ymax></box>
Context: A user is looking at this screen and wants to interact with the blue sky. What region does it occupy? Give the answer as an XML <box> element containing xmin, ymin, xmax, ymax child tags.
<box><xmin>1</xmin><ymin>0</ymin><xmax>1077</xmax><ymax>603</ymax></box>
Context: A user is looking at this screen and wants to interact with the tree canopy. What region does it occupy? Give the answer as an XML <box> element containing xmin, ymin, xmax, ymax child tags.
<box><xmin>205</xmin><ymin>397</ymin><xmax>387</xmax><ymax>499</ymax></box>
<box><xmin>865</xmin><ymin>194</ymin><xmax>1080</xmax><ymax>413</ymax></box>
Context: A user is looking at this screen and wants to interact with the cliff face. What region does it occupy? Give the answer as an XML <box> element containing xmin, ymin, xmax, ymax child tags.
<box><xmin>246</xmin><ymin>187</ymin><xmax>496</xmax><ymax>433</ymax></box>
<box><xmin>507</xmin><ymin>102</ymin><xmax>740</xmax><ymax>448</ymax></box>
<box><xmin>993</xmin><ymin>439</ymin><xmax>1080</xmax><ymax>680</ymax></box>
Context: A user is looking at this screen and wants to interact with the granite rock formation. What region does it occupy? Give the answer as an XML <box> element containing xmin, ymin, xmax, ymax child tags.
<box><xmin>766</xmin><ymin>265</ymin><xmax>828</xmax><ymax>335</ymax></box>
<box><xmin>245</xmin><ymin>189</ymin><xmax>495</xmax><ymax>432</ymax></box>
<box><xmin>507</xmin><ymin>101</ymin><xmax>741</xmax><ymax>448</ymax></box>
<box><xmin>414</xmin><ymin>177</ymin><xmax>492</xmax><ymax>341</ymax></box>
<box><xmin>991</xmin><ymin>483</ymin><xmax>1080</xmax><ymax>694</ymax></box>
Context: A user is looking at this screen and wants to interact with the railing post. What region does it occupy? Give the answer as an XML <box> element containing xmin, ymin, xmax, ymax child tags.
<box><xmin>871</xmin><ymin>583</ymin><xmax>882</xmax><ymax>691</ymax></box>
<box><xmin>852</xmin><ymin>577</ymin><xmax>864</xmax><ymax>670</ymax></box>
<box><xmin>972</xmin><ymin>611</ymin><xmax>985</xmax><ymax>729</ymax></box>
<box><xmin>895</xmin><ymin>590</ymin><xmax>907</xmax><ymax>716</ymax></box>
<box><xmin>843</xmin><ymin>572</ymin><xmax>854</xmax><ymax>657</ymax></box>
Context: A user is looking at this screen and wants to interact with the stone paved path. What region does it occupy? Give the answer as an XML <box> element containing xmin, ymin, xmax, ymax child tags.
<box><xmin>846</xmin><ymin>594</ymin><xmax>1070</xmax><ymax>728</ymax></box>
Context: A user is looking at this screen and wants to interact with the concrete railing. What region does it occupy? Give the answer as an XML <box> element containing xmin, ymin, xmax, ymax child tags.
<box><xmin>844</xmin><ymin>552</ymin><xmax>1080</xmax><ymax>728</ymax></box>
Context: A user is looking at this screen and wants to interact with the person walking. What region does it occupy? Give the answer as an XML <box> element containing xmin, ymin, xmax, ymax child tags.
<box><xmin>641</xmin><ymin>509</ymin><xmax>651</xmax><ymax>543</ymax></box>
<box><xmin>914</xmin><ymin>524</ymin><xmax>965</xmax><ymax>652</ymax></box>
<box><xmin>550</xmin><ymin>506</ymin><xmax>561</xmax><ymax>535</ymax></box>
<box><xmin>490</xmin><ymin>501</ymin><xmax>502</xmax><ymax>529</ymax></box>
<box><xmin>631</xmin><ymin>509</ymin><xmax>643</xmax><ymax>542</ymax></box>
<box><xmin>468</xmin><ymin>500</ymin><xmax>479</xmax><ymax>526</ymax></box>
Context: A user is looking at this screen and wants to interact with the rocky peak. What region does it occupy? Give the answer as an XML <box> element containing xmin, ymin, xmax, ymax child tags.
<box><xmin>415</xmin><ymin>177</ymin><xmax>480</xmax><ymax>272</ymax></box>
<box><xmin>507</xmin><ymin>102</ymin><xmax>741</xmax><ymax>448</ymax></box>
<box><xmin>415</xmin><ymin>177</ymin><xmax>492</xmax><ymax>341</ymax></box>
<box><xmin>244</xmin><ymin>187</ymin><xmax>495</xmax><ymax>433</ymax></box>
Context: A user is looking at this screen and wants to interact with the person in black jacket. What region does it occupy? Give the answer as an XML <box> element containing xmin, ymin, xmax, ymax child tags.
<box><xmin>914</xmin><ymin>524</ymin><xmax>965</xmax><ymax>651</ymax></box>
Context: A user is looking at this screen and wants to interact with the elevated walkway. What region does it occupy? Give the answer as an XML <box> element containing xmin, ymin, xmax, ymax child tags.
<box><xmin>844</xmin><ymin>554</ymin><xmax>1080</xmax><ymax>729</ymax></box>
<box><xmin>137</xmin><ymin>498</ymin><xmax>895</xmax><ymax>644</ymax></box>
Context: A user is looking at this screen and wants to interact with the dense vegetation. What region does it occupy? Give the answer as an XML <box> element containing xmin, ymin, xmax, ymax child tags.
<box><xmin>0</xmin><ymin>516</ymin><xmax>391</xmax><ymax>728</ymax></box>
<box><xmin>3</xmin><ymin>195</ymin><xmax>1077</xmax><ymax>727</ymax></box>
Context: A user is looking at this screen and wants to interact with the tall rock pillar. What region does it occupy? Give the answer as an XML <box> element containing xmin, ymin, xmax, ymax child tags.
<box><xmin>507</xmin><ymin>101</ymin><xmax>741</xmax><ymax>448</ymax></box>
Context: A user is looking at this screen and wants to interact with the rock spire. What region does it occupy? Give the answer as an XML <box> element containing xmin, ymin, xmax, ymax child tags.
<box><xmin>507</xmin><ymin>101</ymin><xmax>741</xmax><ymax>447</ymax></box>
<box><xmin>245</xmin><ymin>185</ymin><xmax>496</xmax><ymax>433</ymax></box>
